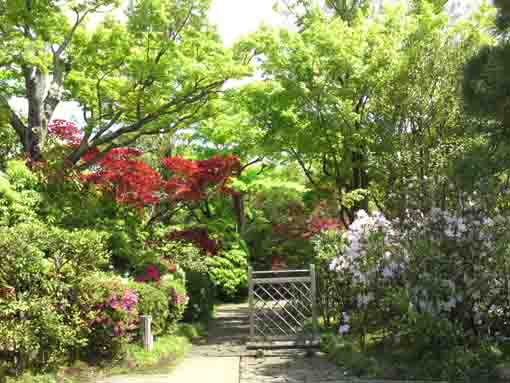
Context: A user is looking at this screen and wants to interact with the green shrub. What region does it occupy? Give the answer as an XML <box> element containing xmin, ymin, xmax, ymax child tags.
<box><xmin>206</xmin><ymin>243</ymin><xmax>248</xmax><ymax>301</ymax></box>
<box><xmin>0</xmin><ymin>222</ymin><xmax>108</xmax><ymax>375</ymax></box>
<box><xmin>182</xmin><ymin>270</ymin><xmax>215</xmax><ymax>322</ymax></box>
<box><xmin>128</xmin><ymin>282</ymin><xmax>169</xmax><ymax>336</ymax></box>
<box><xmin>158</xmin><ymin>276</ymin><xmax>188</xmax><ymax>332</ymax></box>
<box><xmin>0</xmin><ymin>163</ymin><xmax>41</xmax><ymax>226</ymax></box>
<box><xmin>177</xmin><ymin>323</ymin><xmax>203</xmax><ymax>341</ymax></box>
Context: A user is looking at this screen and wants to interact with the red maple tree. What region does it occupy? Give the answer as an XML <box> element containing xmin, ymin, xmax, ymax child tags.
<box><xmin>48</xmin><ymin>119</ymin><xmax>83</xmax><ymax>146</ymax></box>
<box><xmin>162</xmin><ymin>155</ymin><xmax>241</xmax><ymax>201</ymax></box>
<box><xmin>82</xmin><ymin>148</ymin><xmax>163</xmax><ymax>207</ymax></box>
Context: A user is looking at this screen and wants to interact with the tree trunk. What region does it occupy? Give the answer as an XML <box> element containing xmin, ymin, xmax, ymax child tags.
<box><xmin>23</xmin><ymin>66</ymin><xmax>52</xmax><ymax>161</ymax></box>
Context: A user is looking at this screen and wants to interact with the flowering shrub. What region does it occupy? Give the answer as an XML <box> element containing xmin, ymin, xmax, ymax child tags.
<box><xmin>397</xmin><ymin>208</ymin><xmax>510</xmax><ymax>339</ymax></box>
<box><xmin>78</xmin><ymin>274</ymin><xmax>139</xmax><ymax>362</ymax></box>
<box><xmin>327</xmin><ymin>210</ymin><xmax>405</xmax><ymax>345</ymax></box>
<box><xmin>327</xmin><ymin>208</ymin><xmax>510</xmax><ymax>356</ymax></box>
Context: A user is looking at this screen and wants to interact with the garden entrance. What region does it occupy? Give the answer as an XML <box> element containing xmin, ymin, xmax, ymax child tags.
<box><xmin>247</xmin><ymin>265</ymin><xmax>319</xmax><ymax>348</ymax></box>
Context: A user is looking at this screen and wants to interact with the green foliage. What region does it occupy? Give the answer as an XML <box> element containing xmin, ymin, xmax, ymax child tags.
<box><xmin>157</xmin><ymin>275</ymin><xmax>188</xmax><ymax>331</ymax></box>
<box><xmin>312</xmin><ymin>229</ymin><xmax>347</xmax><ymax>327</ymax></box>
<box><xmin>207</xmin><ymin>243</ymin><xmax>248</xmax><ymax>301</ymax></box>
<box><xmin>127</xmin><ymin>282</ymin><xmax>169</xmax><ymax>336</ymax></box>
<box><xmin>0</xmin><ymin>161</ymin><xmax>42</xmax><ymax>226</ymax></box>
<box><xmin>123</xmin><ymin>334</ymin><xmax>190</xmax><ymax>371</ymax></box>
<box><xmin>464</xmin><ymin>43</ymin><xmax>510</xmax><ymax>123</ymax></box>
<box><xmin>0</xmin><ymin>114</ymin><xmax>21</xmax><ymax>167</ymax></box>
<box><xmin>0</xmin><ymin>222</ymin><xmax>109</xmax><ymax>375</ymax></box>
<box><xmin>321</xmin><ymin>332</ymin><xmax>501</xmax><ymax>380</ymax></box>
<box><xmin>176</xmin><ymin>323</ymin><xmax>206</xmax><ymax>341</ymax></box>
<box><xmin>182</xmin><ymin>270</ymin><xmax>216</xmax><ymax>322</ymax></box>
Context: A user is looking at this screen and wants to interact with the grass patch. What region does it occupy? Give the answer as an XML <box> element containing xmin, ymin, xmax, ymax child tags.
<box><xmin>121</xmin><ymin>333</ymin><xmax>191</xmax><ymax>372</ymax></box>
<box><xmin>321</xmin><ymin>331</ymin><xmax>505</xmax><ymax>382</ymax></box>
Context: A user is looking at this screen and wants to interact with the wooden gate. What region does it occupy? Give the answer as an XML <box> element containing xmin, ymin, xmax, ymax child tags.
<box><xmin>247</xmin><ymin>265</ymin><xmax>319</xmax><ymax>347</ymax></box>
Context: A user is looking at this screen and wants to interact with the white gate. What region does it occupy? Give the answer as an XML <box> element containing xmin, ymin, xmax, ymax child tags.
<box><xmin>247</xmin><ymin>265</ymin><xmax>319</xmax><ymax>347</ymax></box>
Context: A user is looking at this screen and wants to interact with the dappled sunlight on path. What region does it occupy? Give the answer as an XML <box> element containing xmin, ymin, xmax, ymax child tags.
<box><xmin>98</xmin><ymin>303</ymin><xmax>371</xmax><ymax>383</ymax></box>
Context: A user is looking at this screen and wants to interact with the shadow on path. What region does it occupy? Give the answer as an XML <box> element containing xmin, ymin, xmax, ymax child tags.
<box><xmin>191</xmin><ymin>302</ymin><xmax>251</xmax><ymax>357</ymax></box>
<box><xmin>195</xmin><ymin>303</ymin><xmax>353</xmax><ymax>382</ymax></box>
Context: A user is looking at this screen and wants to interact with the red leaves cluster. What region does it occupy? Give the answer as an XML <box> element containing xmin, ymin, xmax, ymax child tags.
<box><xmin>83</xmin><ymin>148</ymin><xmax>162</xmax><ymax>208</ymax></box>
<box><xmin>47</xmin><ymin>119</ymin><xmax>240</xmax><ymax>209</ymax></box>
<box><xmin>162</xmin><ymin>155</ymin><xmax>241</xmax><ymax>201</ymax></box>
<box><xmin>135</xmin><ymin>265</ymin><xmax>162</xmax><ymax>283</ymax></box>
<box><xmin>167</xmin><ymin>228</ymin><xmax>221</xmax><ymax>255</ymax></box>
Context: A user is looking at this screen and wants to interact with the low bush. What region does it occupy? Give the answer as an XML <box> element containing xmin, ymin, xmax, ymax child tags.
<box><xmin>182</xmin><ymin>270</ymin><xmax>215</xmax><ymax>322</ymax></box>
<box><xmin>158</xmin><ymin>275</ymin><xmax>188</xmax><ymax>332</ymax></box>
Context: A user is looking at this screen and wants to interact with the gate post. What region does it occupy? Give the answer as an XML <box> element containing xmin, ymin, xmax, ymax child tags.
<box><xmin>248</xmin><ymin>266</ymin><xmax>254</xmax><ymax>341</ymax></box>
<box><xmin>310</xmin><ymin>264</ymin><xmax>318</xmax><ymax>341</ymax></box>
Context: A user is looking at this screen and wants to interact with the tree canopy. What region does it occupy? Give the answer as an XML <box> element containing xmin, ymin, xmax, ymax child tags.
<box><xmin>0</xmin><ymin>0</ymin><xmax>249</xmax><ymax>164</ymax></box>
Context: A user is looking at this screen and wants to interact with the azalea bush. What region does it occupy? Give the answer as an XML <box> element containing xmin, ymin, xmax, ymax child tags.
<box><xmin>328</xmin><ymin>210</ymin><xmax>405</xmax><ymax>347</ymax></box>
<box><xmin>397</xmin><ymin>209</ymin><xmax>510</xmax><ymax>342</ymax></box>
<box><xmin>0</xmin><ymin>222</ymin><xmax>109</xmax><ymax>374</ymax></box>
<box><xmin>131</xmin><ymin>261</ymin><xmax>188</xmax><ymax>333</ymax></box>
<box><xmin>78</xmin><ymin>274</ymin><xmax>139</xmax><ymax>363</ymax></box>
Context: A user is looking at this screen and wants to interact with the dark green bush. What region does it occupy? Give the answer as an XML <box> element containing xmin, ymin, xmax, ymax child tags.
<box><xmin>182</xmin><ymin>270</ymin><xmax>215</xmax><ymax>322</ymax></box>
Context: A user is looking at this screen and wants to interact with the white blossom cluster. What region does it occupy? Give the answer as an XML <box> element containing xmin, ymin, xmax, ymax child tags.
<box><xmin>329</xmin><ymin>208</ymin><xmax>510</xmax><ymax>336</ymax></box>
<box><xmin>329</xmin><ymin>210</ymin><xmax>404</xmax><ymax>284</ymax></box>
<box><xmin>400</xmin><ymin>208</ymin><xmax>507</xmax><ymax>318</ymax></box>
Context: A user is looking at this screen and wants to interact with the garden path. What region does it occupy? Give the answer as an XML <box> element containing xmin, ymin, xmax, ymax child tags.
<box><xmin>97</xmin><ymin>303</ymin><xmax>393</xmax><ymax>383</ymax></box>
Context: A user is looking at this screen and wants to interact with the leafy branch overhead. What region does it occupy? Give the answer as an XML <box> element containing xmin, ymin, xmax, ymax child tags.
<box><xmin>0</xmin><ymin>0</ymin><xmax>249</xmax><ymax>164</ymax></box>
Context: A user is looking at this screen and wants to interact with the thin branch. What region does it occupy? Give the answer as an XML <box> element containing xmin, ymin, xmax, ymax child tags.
<box><xmin>288</xmin><ymin>147</ymin><xmax>317</xmax><ymax>186</ymax></box>
<box><xmin>240</xmin><ymin>157</ymin><xmax>263</xmax><ymax>173</ymax></box>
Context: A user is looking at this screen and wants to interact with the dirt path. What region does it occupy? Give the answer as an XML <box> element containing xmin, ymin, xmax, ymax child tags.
<box><xmin>98</xmin><ymin>303</ymin><xmax>353</xmax><ymax>383</ymax></box>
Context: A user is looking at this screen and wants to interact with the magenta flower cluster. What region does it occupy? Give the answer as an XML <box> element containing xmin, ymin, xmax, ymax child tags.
<box><xmin>91</xmin><ymin>288</ymin><xmax>139</xmax><ymax>337</ymax></box>
<box><xmin>106</xmin><ymin>289</ymin><xmax>139</xmax><ymax>311</ymax></box>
